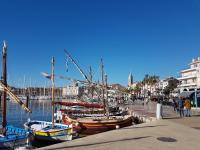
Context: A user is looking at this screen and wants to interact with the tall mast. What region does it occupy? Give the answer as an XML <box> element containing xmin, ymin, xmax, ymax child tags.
<box><xmin>105</xmin><ymin>74</ymin><xmax>109</xmax><ymax>119</ymax></box>
<box><xmin>44</xmin><ymin>81</ymin><xmax>46</xmax><ymax>96</ymax></box>
<box><xmin>89</xmin><ymin>66</ymin><xmax>92</xmax><ymax>83</ymax></box>
<box><xmin>51</xmin><ymin>57</ymin><xmax>55</xmax><ymax>128</ymax></box>
<box><xmin>2</xmin><ymin>41</ymin><xmax>7</xmax><ymax>135</ymax></box>
<box><xmin>64</xmin><ymin>49</ymin><xmax>90</xmax><ymax>83</ymax></box>
<box><xmin>23</xmin><ymin>75</ymin><xmax>26</xmax><ymax>95</ymax></box>
<box><xmin>101</xmin><ymin>59</ymin><xmax>106</xmax><ymax>115</ymax></box>
<box><xmin>89</xmin><ymin>66</ymin><xmax>94</xmax><ymax>98</ymax></box>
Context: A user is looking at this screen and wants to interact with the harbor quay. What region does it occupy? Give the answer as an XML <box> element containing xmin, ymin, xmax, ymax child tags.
<box><xmin>38</xmin><ymin>101</ymin><xmax>200</xmax><ymax>150</ymax></box>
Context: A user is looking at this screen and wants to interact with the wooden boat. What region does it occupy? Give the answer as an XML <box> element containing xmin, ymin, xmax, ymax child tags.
<box><xmin>0</xmin><ymin>41</ymin><xmax>32</xmax><ymax>149</ymax></box>
<box><xmin>54</xmin><ymin>101</ymin><xmax>104</xmax><ymax>109</ymax></box>
<box><xmin>62</xmin><ymin>114</ymin><xmax>133</xmax><ymax>135</ymax></box>
<box><xmin>58</xmin><ymin>52</ymin><xmax>134</xmax><ymax>135</ymax></box>
<box><xmin>24</xmin><ymin>57</ymin><xmax>74</xmax><ymax>142</ymax></box>
<box><xmin>24</xmin><ymin>121</ymin><xmax>73</xmax><ymax>141</ymax></box>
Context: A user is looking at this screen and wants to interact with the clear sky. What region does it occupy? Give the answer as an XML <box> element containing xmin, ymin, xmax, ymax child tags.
<box><xmin>0</xmin><ymin>0</ymin><xmax>200</xmax><ymax>87</ymax></box>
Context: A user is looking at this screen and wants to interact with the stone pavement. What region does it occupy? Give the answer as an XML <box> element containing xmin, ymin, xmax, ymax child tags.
<box><xmin>38</xmin><ymin>116</ymin><xmax>200</xmax><ymax>150</ymax></box>
<box><xmin>127</xmin><ymin>100</ymin><xmax>179</xmax><ymax>122</ymax></box>
<box><xmin>38</xmin><ymin>101</ymin><xmax>200</xmax><ymax>150</ymax></box>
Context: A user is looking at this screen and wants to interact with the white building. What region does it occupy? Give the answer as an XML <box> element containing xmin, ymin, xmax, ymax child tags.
<box><xmin>62</xmin><ymin>84</ymin><xmax>83</xmax><ymax>97</ymax></box>
<box><xmin>142</xmin><ymin>83</ymin><xmax>158</xmax><ymax>96</ymax></box>
<box><xmin>158</xmin><ymin>77</ymin><xmax>176</xmax><ymax>90</ymax></box>
<box><xmin>178</xmin><ymin>57</ymin><xmax>200</xmax><ymax>92</ymax></box>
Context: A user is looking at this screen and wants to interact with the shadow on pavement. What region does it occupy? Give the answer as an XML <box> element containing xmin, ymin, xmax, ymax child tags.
<box><xmin>46</xmin><ymin>136</ymin><xmax>152</xmax><ymax>150</ymax></box>
<box><xmin>120</xmin><ymin>125</ymin><xmax>167</xmax><ymax>130</ymax></box>
<box><xmin>163</xmin><ymin>117</ymin><xmax>181</xmax><ymax>120</ymax></box>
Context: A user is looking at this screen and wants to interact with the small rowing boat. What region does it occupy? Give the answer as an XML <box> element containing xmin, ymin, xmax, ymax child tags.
<box><xmin>24</xmin><ymin>121</ymin><xmax>73</xmax><ymax>141</ymax></box>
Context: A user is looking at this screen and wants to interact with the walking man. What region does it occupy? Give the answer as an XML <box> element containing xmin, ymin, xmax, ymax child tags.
<box><xmin>178</xmin><ymin>97</ymin><xmax>184</xmax><ymax>117</ymax></box>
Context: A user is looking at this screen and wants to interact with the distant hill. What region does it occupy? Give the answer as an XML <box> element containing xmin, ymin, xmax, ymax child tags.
<box><xmin>110</xmin><ymin>83</ymin><xmax>126</xmax><ymax>91</ymax></box>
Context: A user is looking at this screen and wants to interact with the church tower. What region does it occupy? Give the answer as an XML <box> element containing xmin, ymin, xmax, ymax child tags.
<box><xmin>128</xmin><ymin>72</ymin><xmax>133</xmax><ymax>87</ymax></box>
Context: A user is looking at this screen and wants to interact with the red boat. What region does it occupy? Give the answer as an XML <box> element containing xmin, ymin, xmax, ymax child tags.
<box><xmin>54</xmin><ymin>101</ymin><xmax>104</xmax><ymax>109</ymax></box>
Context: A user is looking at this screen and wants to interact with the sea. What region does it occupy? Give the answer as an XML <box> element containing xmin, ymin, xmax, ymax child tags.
<box><xmin>0</xmin><ymin>99</ymin><xmax>57</xmax><ymax>148</ymax></box>
<box><xmin>0</xmin><ymin>100</ymin><xmax>52</xmax><ymax>128</ymax></box>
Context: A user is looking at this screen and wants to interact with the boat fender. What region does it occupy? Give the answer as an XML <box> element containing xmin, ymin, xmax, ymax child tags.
<box><xmin>115</xmin><ymin>125</ymin><xmax>120</xmax><ymax>129</ymax></box>
<box><xmin>75</xmin><ymin>122</ymin><xmax>79</xmax><ymax>127</ymax></box>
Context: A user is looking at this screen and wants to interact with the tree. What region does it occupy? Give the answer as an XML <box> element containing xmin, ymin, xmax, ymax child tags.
<box><xmin>167</xmin><ymin>78</ymin><xmax>179</xmax><ymax>92</ymax></box>
<box><xmin>133</xmin><ymin>82</ymin><xmax>142</xmax><ymax>97</ymax></box>
<box><xmin>123</xmin><ymin>88</ymin><xmax>132</xmax><ymax>94</ymax></box>
<box><xmin>142</xmin><ymin>74</ymin><xmax>159</xmax><ymax>97</ymax></box>
<box><xmin>163</xmin><ymin>77</ymin><xmax>179</xmax><ymax>97</ymax></box>
<box><xmin>142</xmin><ymin>74</ymin><xmax>149</xmax><ymax>97</ymax></box>
<box><xmin>148</xmin><ymin>75</ymin><xmax>159</xmax><ymax>95</ymax></box>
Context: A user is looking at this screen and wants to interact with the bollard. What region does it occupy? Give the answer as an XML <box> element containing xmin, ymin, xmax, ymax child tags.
<box><xmin>156</xmin><ymin>103</ymin><xmax>162</xmax><ymax>120</ymax></box>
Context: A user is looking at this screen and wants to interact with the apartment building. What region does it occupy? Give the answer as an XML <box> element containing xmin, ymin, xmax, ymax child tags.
<box><xmin>178</xmin><ymin>57</ymin><xmax>200</xmax><ymax>92</ymax></box>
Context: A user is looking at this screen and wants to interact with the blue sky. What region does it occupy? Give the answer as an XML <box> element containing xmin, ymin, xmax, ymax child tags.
<box><xmin>0</xmin><ymin>0</ymin><xmax>200</xmax><ymax>87</ymax></box>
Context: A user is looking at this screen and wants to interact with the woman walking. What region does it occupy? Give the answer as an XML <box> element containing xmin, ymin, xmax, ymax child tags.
<box><xmin>184</xmin><ymin>98</ymin><xmax>192</xmax><ymax>117</ymax></box>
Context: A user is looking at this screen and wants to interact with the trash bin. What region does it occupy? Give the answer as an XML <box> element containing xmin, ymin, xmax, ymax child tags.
<box><xmin>156</xmin><ymin>103</ymin><xmax>162</xmax><ymax>120</ymax></box>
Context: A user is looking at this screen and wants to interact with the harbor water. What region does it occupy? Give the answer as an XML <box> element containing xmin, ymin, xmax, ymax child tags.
<box><xmin>0</xmin><ymin>99</ymin><xmax>55</xmax><ymax>148</ymax></box>
<box><xmin>0</xmin><ymin>100</ymin><xmax>52</xmax><ymax>128</ymax></box>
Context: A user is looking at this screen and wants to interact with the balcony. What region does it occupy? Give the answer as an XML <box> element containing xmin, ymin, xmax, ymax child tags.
<box><xmin>177</xmin><ymin>75</ymin><xmax>197</xmax><ymax>80</ymax></box>
<box><xmin>178</xmin><ymin>82</ymin><xmax>197</xmax><ymax>87</ymax></box>
<box><xmin>180</xmin><ymin>68</ymin><xmax>197</xmax><ymax>73</ymax></box>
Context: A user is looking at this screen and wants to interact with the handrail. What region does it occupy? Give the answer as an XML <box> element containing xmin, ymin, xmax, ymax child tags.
<box><xmin>0</xmin><ymin>81</ymin><xmax>32</xmax><ymax>113</ymax></box>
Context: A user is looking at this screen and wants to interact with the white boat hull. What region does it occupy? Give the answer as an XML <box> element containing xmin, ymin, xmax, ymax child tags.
<box><xmin>24</xmin><ymin>120</ymin><xmax>73</xmax><ymax>142</ymax></box>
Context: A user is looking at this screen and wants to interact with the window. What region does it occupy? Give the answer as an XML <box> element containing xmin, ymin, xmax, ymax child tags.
<box><xmin>193</xmin><ymin>78</ymin><xmax>197</xmax><ymax>82</ymax></box>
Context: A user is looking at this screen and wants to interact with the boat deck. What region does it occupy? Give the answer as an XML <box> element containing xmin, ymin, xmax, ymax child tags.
<box><xmin>77</xmin><ymin>115</ymin><xmax>132</xmax><ymax>123</ymax></box>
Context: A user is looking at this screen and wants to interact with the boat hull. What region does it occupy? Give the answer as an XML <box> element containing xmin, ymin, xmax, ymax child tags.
<box><xmin>0</xmin><ymin>125</ymin><xmax>30</xmax><ymax>149</ymax></box>
<box><xmin>79</xmin><ymin>116</ymin><xmax>133</xmax><ymax>134</ymax></box>
<box><xmin>63</xmin><ymin>115</ymin><xmax>133</xmax><ymax>135</ymax></box>
<box><xmin>24</xmin><ymin>120</ymin><xmax>73</xmax><ymax>142</ymax></box>
<box><xmin>0</xmin><ymin>137</ymin><xmax>27</xmax><ymax>149</ymax></box>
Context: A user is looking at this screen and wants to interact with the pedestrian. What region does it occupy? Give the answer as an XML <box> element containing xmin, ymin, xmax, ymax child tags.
<box><xmin>178</xmin><ymin>97</ymin><xmax>184</xmax><ymax>117</ymax></box>
<box><xmin>172</xmin><ymin>98</ymin><xmax>178</xmax><ymax>112</ymax></box>
<box><xmin>184</xmin><ymin>98</ymin><xmax>192</xmax><ymax>117</ymax></box>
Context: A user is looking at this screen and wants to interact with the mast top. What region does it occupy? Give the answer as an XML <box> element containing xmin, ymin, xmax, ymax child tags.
<box><xmin>3</xmin><ymin>40</ymin><xmax>7</xmax><ymax>54</ymax></box>
<box><xmin>51</xmin><ymin>57</ymin><xmax>55</xmax><ymax>64</ymax></box>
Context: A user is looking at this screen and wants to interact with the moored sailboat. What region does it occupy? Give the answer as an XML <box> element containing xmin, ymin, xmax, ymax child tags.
<box><xmin>24</xmin><ymin>57</ymin><xmax>73</xmax><ymax>142</ymax></box>
<box><xmin>0</xmin><ymin>41</ymin><xmax>32</xmax><ymax>149</ymax></box>
<box><xmin>59</xmin><ymin>51</ymin><xmax>133</xmax><ymax>135</ymax></box>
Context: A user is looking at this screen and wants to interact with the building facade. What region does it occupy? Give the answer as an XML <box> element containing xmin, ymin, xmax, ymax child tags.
<box><xmin>62</xmin><ymin>84</ymin><xmax>83</xmax><ymax>97</ymax></box>
<box><xmin>178</xmin><ymin>57</ymin><xmax>200</xmax><ymax>92</ymax></box>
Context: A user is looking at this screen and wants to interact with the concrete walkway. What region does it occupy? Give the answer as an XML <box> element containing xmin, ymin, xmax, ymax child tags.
<box><xmin>38</xmin><ymin>101</ymin><xmax>200</xmax><ymax>150</ymax></box>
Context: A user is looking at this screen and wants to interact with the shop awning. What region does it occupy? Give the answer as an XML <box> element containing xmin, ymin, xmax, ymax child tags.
<box><xmin>179</xmin><ymin>91</ymin><xmax>194</xmax><ymax>98</ymax></box>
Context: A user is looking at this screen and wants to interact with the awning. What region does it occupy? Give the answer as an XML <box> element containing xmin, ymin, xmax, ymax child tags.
<box><xmin>179</xmin><ymin>91</ymin><xmax>194</xmax><ymax>98</ymax></box>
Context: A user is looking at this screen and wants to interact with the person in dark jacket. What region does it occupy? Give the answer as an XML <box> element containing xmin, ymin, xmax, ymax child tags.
<box><xmin>178</xmin><ymin>97</ymin><xmax>184</xmax><ymax>117</ymax></box>
<box><xmin>172</xmin><ymin>98</ymin><xmax>178</xmax><ymax>112</ymax></box>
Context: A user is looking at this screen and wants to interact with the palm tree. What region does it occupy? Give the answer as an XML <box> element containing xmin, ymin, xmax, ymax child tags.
<box><xmin>148</xmin><ymin>75</ymin><xmax>159</xmax><ymax>96</ymax></box>
<box><xmin>142</xmin><ymin>74</ymin><xmax>150</xmax><ymax>97</ymax></box>
<box><xmin>142</xmin><ymin>74</ymin><xmax>159</xmax><ymax>97</ymax></box>
<box><xmin>133</xmin><ymin>82</ymin><xmax>142</xmax><ymax>97</ymax></box>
